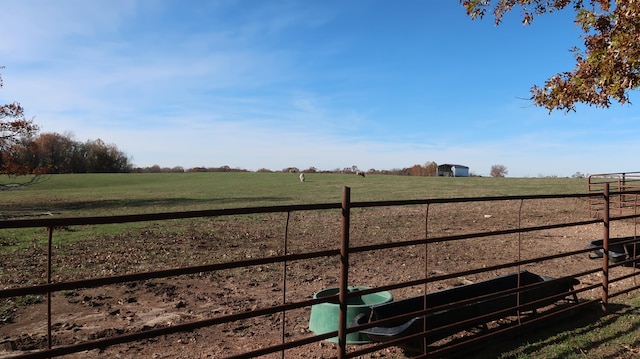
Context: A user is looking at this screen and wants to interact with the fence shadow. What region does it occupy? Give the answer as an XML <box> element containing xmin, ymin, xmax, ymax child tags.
<box><xmin>0</xmin><ymin>196</ymin><xmax>293</xmax><ymax>218</ymax></box>
<box><xmin>461</xmin><ymin>302</ymin><xmax>640</xmax><ymax>359</ymax></box>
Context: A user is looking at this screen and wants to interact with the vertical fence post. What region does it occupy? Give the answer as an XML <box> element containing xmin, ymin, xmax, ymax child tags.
<box><xmin>281</xmin><ymin>211</ymin><xmax>291</xmax><ymax>359</ymax></box>
<box><xmin>423</xmin><ymin>204</ymin><xmax>430</xmax><ymax>356</ymax></box>
<box><xmin>47</xmin><ymin>227</ymin><xmax>53</xmax><ymax>351</ymax></box>
<box><xmin>338</xmin><ymin>187</ymin><xmax>351</xmax><ymax>359</ymax></box>
<box><xmin>602</xmin><ymin>183</ymin><xmax>610</xmax><ymax>313</ymax></box>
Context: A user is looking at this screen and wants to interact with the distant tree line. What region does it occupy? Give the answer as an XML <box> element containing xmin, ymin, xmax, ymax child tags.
<box><xmin>132</xmin><ymin>161</ymin><xmax>488</xmax><ymax>176</ymax></box>
<box><xmin>5</xmin><ymin>129</ymin><xmax>510</xmax><ymax>177</ymax></box>
<box><xmin>4</xmin><ymin>125</ymin><xmax>512</xmax><ymax>178</ymax></box>
<box><xmin>133</xmin><ymin>165</ymin><xmax>251</xmax><ymax>173</ymax></box>
<box><xmin>5</xmin><ymin>132</ymin><xmax>133</xmax><ymax>174</ymax></box>
<box><xmin>6</xmin><ymin>130</ymin><xmax>481</xmax><ymax>176</ymax></box>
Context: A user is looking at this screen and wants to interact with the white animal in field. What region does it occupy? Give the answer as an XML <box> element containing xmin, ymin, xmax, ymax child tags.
<box><xmin>356</xmin><ymin>171</ymin><xmax>365</xmax><ymax>177</ymax></box>
<box><xmin>299</xmin><ymin>173</ymin><xmax>305</xmax><ymax>182</ymax></box>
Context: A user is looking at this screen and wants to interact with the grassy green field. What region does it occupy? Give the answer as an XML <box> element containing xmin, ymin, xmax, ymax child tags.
<box><xmin>0</xmin><ymin>172</ymin><xmax>588</xmax><ymax>218</ymax></box>
<box><xmin>0</xmin><ymin>172</ymin><xmax>590</xmax><ymax>249</ymax></box>
<box><xmin>470</xmin><ymin>293</ymin><xmax>640</xmax><ymax>359</ymax></box>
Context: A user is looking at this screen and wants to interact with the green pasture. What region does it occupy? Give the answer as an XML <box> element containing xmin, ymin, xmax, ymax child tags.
<box><xmin>0</xmin><ymin>173</ymin><xmax>588</xmax><ymax>249</ymax></box>
<box><xmin>0</xmin><ymin>172</ymin><xmax>588</xmax><ymax>218</ymax></box>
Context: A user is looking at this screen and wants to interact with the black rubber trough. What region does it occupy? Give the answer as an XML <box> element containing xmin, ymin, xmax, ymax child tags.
<box><xmin>350</xmin><ymin>270</ymin><xmax>579</xmax><ymax>353</ymax></box>
<box><xmin>589</xmin><ymin>236</ymin><xmax>640</xmax><ymax>263</ymax></box>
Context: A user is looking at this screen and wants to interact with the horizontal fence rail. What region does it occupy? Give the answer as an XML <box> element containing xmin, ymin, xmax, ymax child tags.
<box><xmin>1</xmin><ymin>185</ymin><xmax>640</xmax><ymax>358</ymax></box>
<box><xmin>589</xmin><ymin>172</ymin><xmax>640</xmax><ymax>218</ymax></box>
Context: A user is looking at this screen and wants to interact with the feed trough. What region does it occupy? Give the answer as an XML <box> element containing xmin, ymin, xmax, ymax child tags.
<box><xmin>350</xmin><ymin>271</ymin><xmax>579</xmax><ymax>352</ymax></box>
<box><xmin>308</xmin><ymin>286</ymin><xmax>393</xmax><ymax>344</ymax></box>
<box><xmin>589</xmin><ymin>236</ymin><xmax>640</xmax><ymax>263</ymax></box>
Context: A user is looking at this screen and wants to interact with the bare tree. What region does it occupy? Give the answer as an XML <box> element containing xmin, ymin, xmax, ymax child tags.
<box><xmin>490</xmin><ymin>164</ymin><xmax>508</xmax><ymax>178</ymax></box>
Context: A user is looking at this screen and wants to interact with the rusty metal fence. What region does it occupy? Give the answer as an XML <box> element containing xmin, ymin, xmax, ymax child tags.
<box><xmin>1</xmin><ymin>184</ymin><xmax>640</xmax><ymax>358</ymax></box>
<box><xmin>589</xmin><ymin>171</ymin><xmax>640</xmax><ymax>218</ymax></box>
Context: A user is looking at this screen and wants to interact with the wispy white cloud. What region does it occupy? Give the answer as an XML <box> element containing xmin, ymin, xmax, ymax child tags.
<box><xmin>0</xmin><ymin>1</ymin><xmax>139</xmax><ymax>60</ymax></box>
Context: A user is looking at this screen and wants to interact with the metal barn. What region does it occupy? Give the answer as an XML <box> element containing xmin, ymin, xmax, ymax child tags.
<box><xmin>437</xmin><ymin>164</ymin><xmax>469</xmax><ymax>177</ymax></box>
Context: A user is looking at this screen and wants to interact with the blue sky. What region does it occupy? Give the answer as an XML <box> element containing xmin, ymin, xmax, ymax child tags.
<box><xmin>1</xmin><ymin>1</ymin><xmax>639</xmax><ymax>177</ymax></box>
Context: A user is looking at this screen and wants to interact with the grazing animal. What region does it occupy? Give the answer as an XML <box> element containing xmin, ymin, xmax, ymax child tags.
<box><xmin>356</xmin><ymin>171</ymin><xmax>365</xmax><ymax>177</ymax></box>
<box><xmin>299</xmin><ymin>173</ymin><xmax>305</xmax><ymax>182</ymax></box>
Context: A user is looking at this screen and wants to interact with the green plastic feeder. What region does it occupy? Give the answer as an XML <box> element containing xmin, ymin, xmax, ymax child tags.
<box><xmin>308</xmin><ymin>286</ymin><xmax>393</xmax><ymax>344</ymax></box>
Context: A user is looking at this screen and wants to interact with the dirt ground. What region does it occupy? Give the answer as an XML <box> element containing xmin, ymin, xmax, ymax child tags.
<box><xmin>2</xmin><ymin>197</ymin><xmax>640</xmax><ymax>358</ymax></box>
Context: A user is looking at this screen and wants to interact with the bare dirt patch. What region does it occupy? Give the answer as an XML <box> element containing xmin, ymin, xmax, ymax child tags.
<box><xmin>2</xmin><ymin>198</ymin><xmax>640</xmax><ymax>358</ymax></box>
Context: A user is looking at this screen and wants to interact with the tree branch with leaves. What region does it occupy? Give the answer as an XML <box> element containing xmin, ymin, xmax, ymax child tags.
<box><xmin>462</xmin><ymin>0</ymin><xmax>640</xmax><ymax>112</ymax></box>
